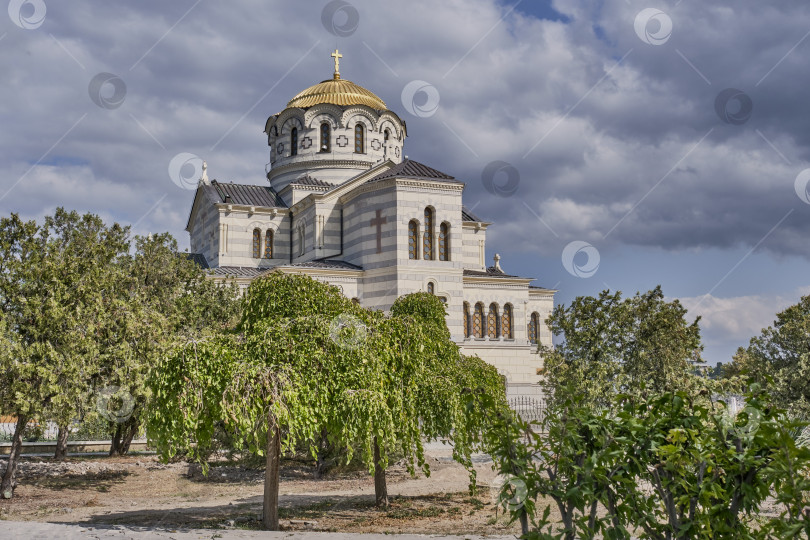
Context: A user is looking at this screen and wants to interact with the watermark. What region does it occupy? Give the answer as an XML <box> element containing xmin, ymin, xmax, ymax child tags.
<box><xmin>794</xmin><ymin>168</ymin><xmax>810</xmax><ymax>204</ymax></box>
<box><xmin>88</xmin><ymin>72</ymin><xmax>127</xmax><ymax>110</ymax></box>
<box><xmin>96</xmin><ymin>386</ymin><xmax>135</xmax><ymax>424</ymax></box>
<box><xmin>321</xmin><ymin>0</ymin><xmax>359</xmax><ymax>37</ymax></box>
<box><xmin>168</xmin><ymin>152</ymin><xmax>204</xmax><ymax>190</ymax></box>
<box><xmin>491</xmin><ymin>473</ymin><xmax>528</xmax><ymax>511</ymax></box>
<box><xmin>634</xmin><ymin>8</ymin><xmax>672</xmax><ymax>46</ymax></box>
<box><xmin>714</xmin><ymin>88</ymin><xmax>753</xmax><ymax>125</ymax></box>
<box><xmin>8</xmin><ymin>0</ymin><xmax>46</xmax><ymax>30</ymax></box>
<box><xmin>401</xmin><ymin>80</ymin><xmax>440</xmax><ymax>118</ymax></box>
<box><xmin>328</xmin><ymin>313</ymin><xmax>367</xmax><ymax>351</ymax></box>
<box><xmin>482</xmin><ymin>160</ymin><xmax>520</xmax><ymax>198</ymax></box>
<box><xmin>562</xmin><ymin>240</ymin><xmax>600</xmax><ymax>278</ymax></box>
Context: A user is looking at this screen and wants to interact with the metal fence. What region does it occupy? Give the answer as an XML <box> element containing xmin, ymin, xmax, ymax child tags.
<box><xmin>508</xmin><ymin>395</ymin><xmax>549</xmax><ymax>425</ymax></box>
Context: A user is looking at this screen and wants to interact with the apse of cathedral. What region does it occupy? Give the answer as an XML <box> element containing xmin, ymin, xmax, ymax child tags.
<box><xmin>186</xmin><ymin>50</ymin><xmax>554</xmax><ymax>387</ymax></box>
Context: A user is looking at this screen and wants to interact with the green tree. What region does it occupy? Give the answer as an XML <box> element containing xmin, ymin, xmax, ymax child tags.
<box><xmin>100</xmin><ymin>233</ymin><xmax>239</xmax><ymax>456</ymax></box>
<box><xmin>40</xmin><ymin>209</ymin><xmax>131</xmax><ymax>460</ymax></box>
<box><xmin>467</xmin><ymin>384</ymin><xmax>810</xmax><ymax>539</ymax></box>
<box><xmin>727</xmin><ymin>295</ymin><xmax>810</xmax><ymax>417</ymax></box>
<box><xmin>540</xmin><ymin>286</ymin><xmax>703</xmax><ymax>408</ymax></box>
<box><xmin>146</xmin><ymin>273</ymin><xmax>504</xmax><ymax>529</ymax></box>
<box><xmin>0</xmin><ymin>210</ymin><xmax>129</xmax><ymax>496</ymax></box>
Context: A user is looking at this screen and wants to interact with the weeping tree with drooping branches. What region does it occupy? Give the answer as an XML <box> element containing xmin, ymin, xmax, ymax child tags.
<box><xmin>146</xmin><ymin>273</ymin><xmax>506</xmax><ymax>530</ymax></box>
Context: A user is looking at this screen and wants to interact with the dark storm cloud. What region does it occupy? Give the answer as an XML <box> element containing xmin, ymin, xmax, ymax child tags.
<box><xmin>0</xmin><ymin>0</ymin><xmax>808</xmax><ymax>261</ymax></box>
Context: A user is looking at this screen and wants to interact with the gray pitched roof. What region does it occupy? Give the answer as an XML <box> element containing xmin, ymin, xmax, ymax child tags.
<box><xmin>184</xmin><ymin>252</ymin><xmax>209</xmax><ymax>269</ymax></box>
<box><xmin>463</xmin><ymin>267</ymin><xmax>521</xmax><ymax>278</ymax></box>
<box><xmin>209</xmin><ymin>266</ymin><xmax>268</xmax><ymax>278</ymax></box>
<box><xmin>529</xmin><ymin>285</ymin><xmax>556</xmax><ymax>292</ymax></box>
<box><xmin>206</xmin><ymin>180</ymin><xmax>287</xmax><ymax>207</ymax></box>
<box><xmin>290</xmin><ymin>174</ymin><xmax>334</xmax><ymax>187</ymax></box>
<box><xmin>366</xmin><ymin>159</ymin><xmax>463</xmax><ymax>184</ymax></box>
<box><xmin>461</xmin><ymin>205</ymin><xmax>483</xmax><ymax>222</ymax></box>
<box><xmin>288</xmin><ymin>260</ymin><xmax>363</xmax><ymax>271</ymax></box>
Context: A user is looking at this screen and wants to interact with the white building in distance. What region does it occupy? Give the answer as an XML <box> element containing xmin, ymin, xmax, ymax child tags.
<box><xmin>186</xmin><ymin>51</ymin><xmax>555</xmax><ymax>386</ymax></box>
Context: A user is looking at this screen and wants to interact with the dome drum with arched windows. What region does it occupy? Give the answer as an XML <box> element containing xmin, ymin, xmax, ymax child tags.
<box><xmin>264</xmin><ymin>50</ymin><xmax>407</xmax><ymax>192</ymax></box>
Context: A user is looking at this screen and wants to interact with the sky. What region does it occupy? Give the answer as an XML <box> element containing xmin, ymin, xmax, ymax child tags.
<box><xmin>1</xmin><ymin>0</ymin><xmax>809</xmax><ymax>366</ymax></box>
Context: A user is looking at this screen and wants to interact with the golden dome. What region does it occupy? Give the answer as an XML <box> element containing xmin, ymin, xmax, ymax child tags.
<box><xmin>285</xmin><ymin>77</ymin><xmax>387</xmax><ymax>110</ymax></box>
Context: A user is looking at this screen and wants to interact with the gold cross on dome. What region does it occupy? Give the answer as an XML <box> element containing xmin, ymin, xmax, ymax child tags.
<box><xmin>331</xmin><ymin>49</ymin><xmax>343</xmax><ymax>79</ymax></box>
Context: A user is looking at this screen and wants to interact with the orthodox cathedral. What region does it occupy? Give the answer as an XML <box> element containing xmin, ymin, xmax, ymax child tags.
<box><xmin>186</xmin><ymin>51</ymin><xmax>554</xmax><ymax>386</ymax></box>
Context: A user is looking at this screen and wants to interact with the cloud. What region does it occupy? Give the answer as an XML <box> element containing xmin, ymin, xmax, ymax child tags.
<box><xmin>0</xmin><ymin>0</ymin><xmax>808</xmax><ymax>264</ymax></box>
<box><xmin>678</xmin><ymin>288</ymin><xmax>810</xmax><ymax>352</ymax></box>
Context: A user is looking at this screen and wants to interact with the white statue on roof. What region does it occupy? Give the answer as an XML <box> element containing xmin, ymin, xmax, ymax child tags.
<box><xmin>199</xmin><ymin>160</ymin><xmax>211</xmax><ymax>186</ymax></box>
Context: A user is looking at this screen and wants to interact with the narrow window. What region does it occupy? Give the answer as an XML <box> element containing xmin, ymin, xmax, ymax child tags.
<box><xmin>264</xmin><ymin>229</ymin><xmax>273</xmax><ymax>259</ymax></box>
<box><xmin>529</xmin><ymin>312</ymin><xmax>539</xmax><ymax>344</ymax></box>
<box><xmin>473</xmin><ymin>303</ymin><xmax>484</xmax><ymax>338</ymax></box>
<box><xmin>320</xmin><ymin>122</ymin><xmax>330</xmax><ymax>152</ymax></box>
<box><xmin>252</xmin><ymin>229</ymin><xmax>261</xmax><ymax>259</ymax></box>
<box><xmin>298</xmin><ymin>225</ymin><xmax>305</xmax><ymax>256</ymax></box>
<box><xmin>354</xmin><ymin>123</ymin><xmax>365</xmax><ymax>153</ymax></box>
<box><xmin>502</xmin><ymin>304</ymin><xmax>513</xmax><ymax>339</ymax></box>
<box><xmin>383</xmin><ymin>129</ymin><xmax>390</xmax><ymax>158</ymax></box>
<box><xmin>439</xmin><ymin>222</ymin><xmax>449</xmax><ymax>261</ymax></box>
<box><xmin>488</xmin><ymin>303</ymin><xmax>499</xmax><ymax>339</ymax></box>
<box><xmin>427</xmin><ymin>282</ymin><xmax>434</xmax><ymax>295</ymax></box>
<box><xmin>408</xmin><ymin>220</ymin><xmax>419</xmax><ymax>260</ymax></box>
<box><xmin>423</xmin><ymin>208</ymin><xmax>435</xmax><ymax>260</ymax></box>
<box><xmin>463</xmin><ymin>302</ymin><xmax>471</xmax><ymax>338</ymax></box>
<box><xmin>290</xmin><ymin>127</ymin><xmax>298</xmax><ymax>156</ymax></box>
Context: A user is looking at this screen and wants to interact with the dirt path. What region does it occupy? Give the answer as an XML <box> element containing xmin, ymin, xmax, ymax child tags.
<box><xmin>0</xmin><ymin>445</ymin><xmax>532</xmax><ymax>536</ymax></box>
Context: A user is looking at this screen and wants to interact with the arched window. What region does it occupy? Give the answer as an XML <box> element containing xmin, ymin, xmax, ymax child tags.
<box><xmin>298</xmin><ymin>224</ymin><xmax>305</xmax><ymax>256</ymax></box>
<box><xmin>383</xmin><ymin>129</ymin><xmax>390</xmax><ymax>158</ymax></box>
<box><xmin>252</xmin><ymin>229</ymin><xmax>261</xmax><ymax>259</ymax></box>
<box><xmin>354</xmin><ymin>123</ymin><xmax>365</xmax><ymax>153</ymax></box>
<box><xmin>473</xmin><ymin>302</ymin><xmax>484</xmax><ymax>338</ymax></box>
<box><xmin>488</xmin><ymin>303</ymin><xmax>500</xmax><ymax>339</ymax></box>
<box><xmin>264</xmin><ymin>229</ymin><xmax>273</xmax><ymax>259</ymax></box>
<box><xmin>408</xmin><ymin>220</ymin><xmax>419</xmax><ymax>260</ymax></box>
<box><xmin>423</xmin><ymin>207</ymin><xmax>435</xmax><ymax>260</ymax></box>
<box><xmin>463</xmin><ymin>302</ymin><xmax>471</xmax><ymax>338</ymax></box>
<box><xmin>320</xmin><ymin>122</ymin><xmax>330</xmax><ymax>152</ymax></box>
<box><xmin>529</xmin><ymin>312</ymin><xmax>540</xmax><ymax>344</ymax></box>
<box><xmin>290</xmin><ymin>127</ymin><xmax>298</xmax><ymax>156</ymax></box>
<box><xmin>502</xmin><ymin>304</ymin><xmax>513</xmax><ymax>339</ymax></box>
<box><xmin>439</xmin><ymin>222</ymin><xmax>449</xmax><ymax>261</ymax></box>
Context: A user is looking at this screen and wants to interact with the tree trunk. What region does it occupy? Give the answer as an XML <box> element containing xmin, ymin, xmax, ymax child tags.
<box><xmin>262</xmin><ymin>422</ymin><xmax>281</xmax><ymax>530</ymax></box>
<box><xmin>1</xmin><ymin>416</ymin><xmax>28</xmax><ymax>499</ymax></box>
<box><xmin>519</xmin><ymin>508</ymin><xmax>529</xmax><ymax>537</ymax></box>
<box><xmin>109</xmin><ymin>424</ymin><xmax>123</xmax><ymax>456</ymax></box>
<box><xmin>119</xmin><ymin>422</ymin><xmax>138</xmax><ymax>455</ymax></box>
<box><xmin>53</xmin><ymin>424</ymin><xmax>69</xmax><ymax>461</ymax></box>
<box><xmin>314</xmin><ymin>429</ymin><xmax>329</xmax><ymax>479</ymax></box>
<box><xmin>373</xmin><ymin>437</ymin><xmax>388</xmax><ymax>507</ymax></box>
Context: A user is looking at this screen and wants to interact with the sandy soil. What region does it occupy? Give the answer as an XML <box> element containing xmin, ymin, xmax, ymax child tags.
<box><xmin>0</xmin><ymin>449</ymin><xmax>534</xmax><ymax>536</ymax></box>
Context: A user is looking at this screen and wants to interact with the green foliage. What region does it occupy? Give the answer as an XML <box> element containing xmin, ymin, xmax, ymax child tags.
<box><xmin>0</xmin><ymin>208</ymin><xmax>239</xmax><ymax>467</ymax></box>
<box><xmin>147</xmin><ymin>272</ymin><xmax>506</xmax><ymax>507</ymax></box>
<box><xmin>0</xmin><ymin>209</ymin><xmax>130</xmax><ymax>426</ymax></box>
<box><xmin>727</xmin><ymin>295</ymin><xmax>810</xmax><ymax>417</ymax></box>
<box><xmin>541</xmin><ymin>287</ymin><xmax>706</xmax><ymax>409</ymax></box>
<box><xmin>99</xmin><ymin>232</ymin><xmax>240</xmax><ymax>451</ymax></box>
<box><xmin>467</xmin><ymin>383</ymin><xmax>810</xmax><ymax>540</ymax></box>
<box><xmin>390</xmin><ymin>292</ymin><xmax>450</xmax><ymax>339</ymax></box>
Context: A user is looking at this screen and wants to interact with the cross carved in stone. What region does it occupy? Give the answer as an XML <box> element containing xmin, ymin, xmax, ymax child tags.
<box><xmin>370</xmin><ymin>209</ymin><xmax>387</xmax><ymax>254</ymax></box>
